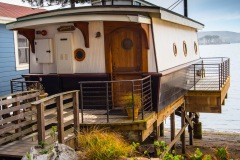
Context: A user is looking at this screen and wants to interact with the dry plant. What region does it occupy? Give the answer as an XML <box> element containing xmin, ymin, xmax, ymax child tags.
<box><xmin>76</xmin><ymin>127</ymin><xmax>137</xmax><ymax>160</ymax></box>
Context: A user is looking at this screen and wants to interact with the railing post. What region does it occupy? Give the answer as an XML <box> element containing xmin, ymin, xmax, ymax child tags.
<box><xmin>80</xmin><ymin>83</ymin><xmax>84</xmax><ymax>123</ymax></box>
<box><xmin>57</xmin><ymin>95</ymin><xmax>64</xmax><ymax>144</ymax></box>
<box><xmin>37</xmin><ymin>103</ymin><xmax>45</xmax><ymax>143</ymax></box>
<box><xmin>106</xmin><ymin>83</ymin><xmax>109</xmax><ymax>123</ymax></box>
<box><xmin>141</xmin><ymin>80</ymin><xmax>144</xmax><ymax>120</ymax></box>
<box><xmin>21</xmin><ymin>82</ymin><xmax>24</xmax><ymax>92</ymax></box>
<box><xmin>10</xmin><ymin>81</ymin><xmax>13</xmax><ymax>93</ymax></box>
<box><xmin>193</xmin><ymin>65</ymin><xmax>196</xmax><ymax>90</ymax></box>
<box><xmin>132</xmin><ymin>81</ymin><xmax>135</xmax><ymax>121</ymax></box>
<box><xmin>13</xmin><ymin>95</ymin><xmax>21</xmax><ymax>140</ymax></box>
<box><xmin>221</xmin><ymin>63</ymin><xmax>223</xmax><ymax>87</ymax></box>
<box><xmin>218</xmin><ymin>64</ymin><xmax>221</xmax><ymax>90</ymax></box>
<box><xmin>73</xmin><ymin>91</ymin><xmax>80</xmax><ymax>132</ymax></box>
<box><xmin>149</xmin><ymin>76</ymin><xmax>153</xmax><ymax>111</ymax></box>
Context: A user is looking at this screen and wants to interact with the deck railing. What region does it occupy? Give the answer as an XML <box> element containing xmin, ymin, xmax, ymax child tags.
<box><xmin>31</xmin><ymin>90</ymin><xmax>79</xmax><ymax>144</ymax></box>
<box><xmin>0</xmin><ymin>91</ymin><xmax>40</xmax><ymax>145</ymax></box>
<box><xmin>191</xmin><ymin>57</ymin><xmax>230</xmax><ymax>90</ymax></box>
<box><xmin>10</xmin><ymin>77</ymin><xmax>40</xmax><ymax>93</ymax></box>
<box><xmin>79</xmin><ymin>76</ymin><xmax>152</xmax><ymax>122</ymax></box>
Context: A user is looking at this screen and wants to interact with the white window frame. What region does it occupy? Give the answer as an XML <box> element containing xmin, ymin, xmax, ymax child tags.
<box><xmin>14</xmin><ymin>31</ymin><xmax>29</xmax><ymax>71</ymax></box>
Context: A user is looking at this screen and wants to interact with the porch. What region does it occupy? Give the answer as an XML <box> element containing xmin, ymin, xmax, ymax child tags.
<box><xmin>185</xmin><ymin>57</ymin><xmax>230</xmax><ymax>113</ymax></box>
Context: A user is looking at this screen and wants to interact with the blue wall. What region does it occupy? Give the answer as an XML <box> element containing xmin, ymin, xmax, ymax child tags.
<box><xmin>0</xmin><ymin>24</ymin><xmax>28</xmax><ymax>96</ymax></box>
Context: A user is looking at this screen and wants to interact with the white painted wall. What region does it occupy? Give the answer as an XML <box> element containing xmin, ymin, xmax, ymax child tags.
<box><xmin>152</xmin><ymin>18</ymin><xmax>200</xmax><ymax>72</ymax></box>
<box><xmin>148</xmin><ymin>26</ymin><xmax>157</xmax><ymax>72</ymax></box>
<box><xmin>30</xmin><ymin>21</ymin><xmax>105</xmax><ymax>74</ymax></box>
<box><xmin>73</xmin><ymin>21</ymin><xmax>105</xmax><ymax>73</ymax></box>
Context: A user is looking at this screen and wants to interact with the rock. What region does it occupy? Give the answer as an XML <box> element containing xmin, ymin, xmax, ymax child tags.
<box><xmin>22</xmin><ymin>143</ymin><xmax>77</xmax><ymax>160</ymax></box>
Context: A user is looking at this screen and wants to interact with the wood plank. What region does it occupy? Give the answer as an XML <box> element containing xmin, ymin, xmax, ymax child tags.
<box><xmin>57</xmin><ymin>95</ymin><xmax>64</xmax><ymax>143</ymax></box>
<box><xmin>0</xmin><ymin>103</ymin><xmax>31</xmax><ymax>116</ymax></box>
<box><xmin>37</xmin><ymin>103</ymin><xmax>45</xmax><ymax>142</ymax></box>
<box><xmin>0</xmin><ymin>119</ymin><xmax>37</xmax><ymax>135</ymax></box>
<box><xmin>0</xmin><ymin>127</ymin><xmax>35</xmax><ymax>145</ymax></box>
<box><xmin>0</xmin><ymin>92</ymin><xmax>40</xmax><ymax>106</ymax></box>
<box><xmin>73</xmin><ymin>92</ymin><xmax>80</xmax><ymax>132</ymax></box>
<box><xmin>0</xmin><ymin>110</ymin><xmax>36</xmax><ymax>125</ymax></box>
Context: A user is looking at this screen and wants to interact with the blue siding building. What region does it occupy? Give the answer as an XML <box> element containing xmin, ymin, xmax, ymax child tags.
<box><xmin>0</xmin><ymin>2</ymin><xmax>45</xmax><ymax>96</ymax></box>
<box><xmin>0</xmin><ymin>24</ymin><xmax>28</xmax><ymax>96</ymax></box>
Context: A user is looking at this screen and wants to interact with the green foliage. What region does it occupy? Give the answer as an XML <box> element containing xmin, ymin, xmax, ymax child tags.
<box><xmin>39</xmin><ymin>141</ymin><xmax>47</xmax><ymax>149</ymax></box>
<box><xmin>41</xmin><ymin>149</ymin><xmax>49</xmax><ymax>154</ymax></box>
<box><xmin>26</xmin><ymin>152</ymin><xmax>32</xmax><ymax>160</ymax></box>
<box><xmin>214</xmin><ymin>147</ymin><xmax>230</xmax><ymax>160</ymax></box>
<box><xmin>189</xmin><ymin>148</ymin><xmax>203</xmax><ymax>160</ymax></box>
<box><xmin>50</xmin><ymin>126</ymin><xmax>57</xmax><ymax>141</ymax></box>
<box><xmin>120</xmin><ymin>93</ymin><xmax>142</xmax><ymax>109</ymax></box>
<box><xmin>76</xmin><ymin>127</ymin><xmax>135</xmax><ymax>160</ymax></box>
<box><xmin>202</xmin><ymin>154</ymin><xmax>213</xmax><ymax>160</ymax></box>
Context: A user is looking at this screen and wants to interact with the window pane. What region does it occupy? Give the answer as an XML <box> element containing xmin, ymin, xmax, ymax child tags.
<box><xmin>18</xmin><ymin>34</ymin><xmax>28</xmax><ymax>47</ymax></box>
<box><xmin>18</xmin><ymin>48</ymin><xmax>29</xmax><ymax>63</ymax></box>
<box><xmin>17</xmin><ymin>33</ymin><xmax>29</xmax><ymax>65</ymax></box>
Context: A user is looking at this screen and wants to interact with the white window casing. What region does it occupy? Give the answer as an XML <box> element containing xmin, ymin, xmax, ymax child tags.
<box><xmin>14</xmin><ymin>31</ymin><xmax>29</xmax><ymax>71</ymax></box>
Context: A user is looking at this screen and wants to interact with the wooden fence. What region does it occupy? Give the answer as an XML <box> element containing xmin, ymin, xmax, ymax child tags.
<box><xmin>31</xmin><ymin>90</ymin><xmax>79</xmax><ymax>144</ymax></box>
<box><xmin>0</xmin><ymin>91</ymin><xmax>40</xmax><ymax>145</ymax></box>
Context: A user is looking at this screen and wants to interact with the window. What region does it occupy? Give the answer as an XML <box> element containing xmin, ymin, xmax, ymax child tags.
<box><xmin>173</xmin><ymin>43</ymin><xmax>177</xmax><ymax>56</ymax></box>
<box><xmin>14</xmin><ymin>31</ymin><xmax>29</xmax><ymax>70</ymax></box>
<box><xmin>183</xmin><ymin>41</ymin><xmax>187</xmax><ymax>57</ymax></box>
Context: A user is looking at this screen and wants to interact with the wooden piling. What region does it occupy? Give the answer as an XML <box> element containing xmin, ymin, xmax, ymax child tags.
<box><xmin>188</xmin><ymin>112</ymin><xmax>193</xmax><ymax>145</ymax></box>
<box><xmin>181</xmin><ymin>105</ymin><xmax>186</xmax><ymax>154</ymax></box>
<box><xmin>160</xmin><ymin>122</ymin><xmax>164</xmax><ymax>137</ymax></box>
<box><xmin>170</xmin><ymin>112</ymin><xmax>175</xmax><ymax>153</ymax></box>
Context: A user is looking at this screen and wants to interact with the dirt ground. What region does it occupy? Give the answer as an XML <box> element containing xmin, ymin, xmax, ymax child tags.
<box><xmin>160</xmin><ymin>130</ymin><xmax>240</xmax><ymax>159</ymax></box>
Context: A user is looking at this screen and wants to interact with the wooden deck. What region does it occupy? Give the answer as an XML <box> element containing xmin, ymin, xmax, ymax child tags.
<box><xmin>185</xmin><ymin>77</ymin><xmax>230</xmax><ymax>113</ymax></box>
<box><xmin>190</xmin><ymin>76</ymin><xmax>220</xmax><ymax>91</ymax></box>
<box><xmin>0</xmin><ymin>136</ymin><xmax>37</xmax><ymax>158</ymax></box>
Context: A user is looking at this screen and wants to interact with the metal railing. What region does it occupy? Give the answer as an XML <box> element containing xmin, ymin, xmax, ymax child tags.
<box><xmin>79</xmin><ymin>76</ymin><xmax>152</xmax><ymax>122</ymax></box>
<box><xmin>191</xmin><ymin>57</ymin><xmax>230</xmax><ymax>90</ymax></box>
<box><xmin>10</xmin><ymin>77</ymin><xmax>40</xmax><ymax>93</ymax></box>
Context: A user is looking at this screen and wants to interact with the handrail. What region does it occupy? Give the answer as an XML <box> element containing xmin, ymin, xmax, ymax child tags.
<box><xmin>10</xmin><ymin>77</ymin><xmax>41</xmax><ymax>93</ymax></box>
<box><xmin>31</xmin><ymin>90</ymin><xmax>79</xmax><ymax>144</ymax></box>
<box><xmin>0</xmin><ymin>90</ymin><xmax>40</xmax><ymax>145</ymax></box>
<box><xmin>192</xmin><ymin>57</ymin><xmax>230</xmax><ymax>91</ymax></box>
<box><xmin>79</xmin><ymin>76</ymin><xmax>152</xmax><ymax>122</ymax></box>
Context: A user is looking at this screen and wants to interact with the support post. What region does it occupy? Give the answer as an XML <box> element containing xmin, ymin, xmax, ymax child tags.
<box><xmin>170</xmin><ymin>112</ymin><xmax>175</xmax><ymax>153</ymax></box>
<box><xmin>181</xmin><ymin>105</ymin><xmax>186</xmax><ymax>154</ymax></box>
<box><xmin>188</xmin><ymin>112</ymin><xmax>193</xmax><ymax>145</ymax></box>
<box><xmin>73</xmin><ymin>91</ymin><xmax>80</xmax><ymax>132</ymax></box>
<box><xmin>154</xmin><ymin>121</ymin><xmax>160</xmax><ymax>140</ymax></box>
<box><xmin>57</xmin><ymin>95</ymin><xmax>64</xmax><ymax>143</ymax></box>
<box><xmin>160</xmin><ymin>122</ymin><xmax>164</xmax><ymax>137</ymax></box>
<box><xmin>193</xmin><ymin>113</ymin><xmax>202</xmax><ymax>139</ymax></box>
<box><xmin>37</xmin><ymin>103</ymin><xmax>45</xmax><ymax>143</ymax></box>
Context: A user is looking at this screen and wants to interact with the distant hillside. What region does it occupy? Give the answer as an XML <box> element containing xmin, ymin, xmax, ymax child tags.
<box><xmin>198</xmin><ymin>31</ymin><xmax>240</xmax><ymax>45</ymax></box>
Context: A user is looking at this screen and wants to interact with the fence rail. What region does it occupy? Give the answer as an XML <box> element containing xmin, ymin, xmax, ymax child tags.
<box><xmin>79</xmin><ymin>76</ymin><xmax>152</xmax><ymax>122</ymax></box>
<box><xmin>10</xmin><ymin>77</ymin><xmax>40</xmax><ymax>93</ymax></box>
<box><xmin>0</xmin><ymin>91</ymin><xmax>40</xmax><ymax>145</ymax></box>
<box><xmin>31</xmin><ymin>90</ymin><xmax>79</xmax><ymax>144</ymax></box>
<box><xmin>191</xmin><ymin>57</ymin><xmax>230</xmax><ymax>90</ymax></box>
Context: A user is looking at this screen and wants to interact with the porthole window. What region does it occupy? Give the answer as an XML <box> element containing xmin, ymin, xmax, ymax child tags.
<box><xmin>173</xmin><ymin>43</ymin><xmax>177</xmax><ymax>56</ymax></box>
<box><xmin>121</xmin><ymin>38</ymin><xmax>133</xmax><ymax>50</ymax></box>
<box><xmin>194</xmin><ymin>41</ymin><xmax>198</xmax><ymax>54</ymax></box>
<box><xmin>74</xmin><ymin>48</ymin><xmax>86</xmax><ymax>61</ymax></box>
<box><xmin>183</xmin><ymin>41</ymin><xmax>187</xmax><ymax>57</ymax></box>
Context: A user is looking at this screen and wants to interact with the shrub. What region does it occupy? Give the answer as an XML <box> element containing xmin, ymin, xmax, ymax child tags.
<box><xmin>76</xmin><ymin>127</ymin><xmax>136</xmax><ymax>160</ymax></box>
<box><xmin>213</xmin><ymin>147</ymin><xmax>230</xmax><ymax>160</ymax></box>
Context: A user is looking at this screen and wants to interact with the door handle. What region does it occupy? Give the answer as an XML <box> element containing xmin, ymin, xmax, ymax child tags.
<box><xmin>46</xmin><ymin>50</ymin><xmax>51</xmax><ymax>53</ymax></box>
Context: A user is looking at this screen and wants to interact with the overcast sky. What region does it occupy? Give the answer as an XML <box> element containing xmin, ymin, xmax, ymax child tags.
<box><xmin>0</xmin><ymin>0</ymin><xmax>240</xmax><ymax>32</ymax></box>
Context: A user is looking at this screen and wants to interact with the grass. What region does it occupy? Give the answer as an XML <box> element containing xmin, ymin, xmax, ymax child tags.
<box><xmin>76</xmin><ymin>127</ymin><xmax>136</xmax><ymax>160</ymax></box>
